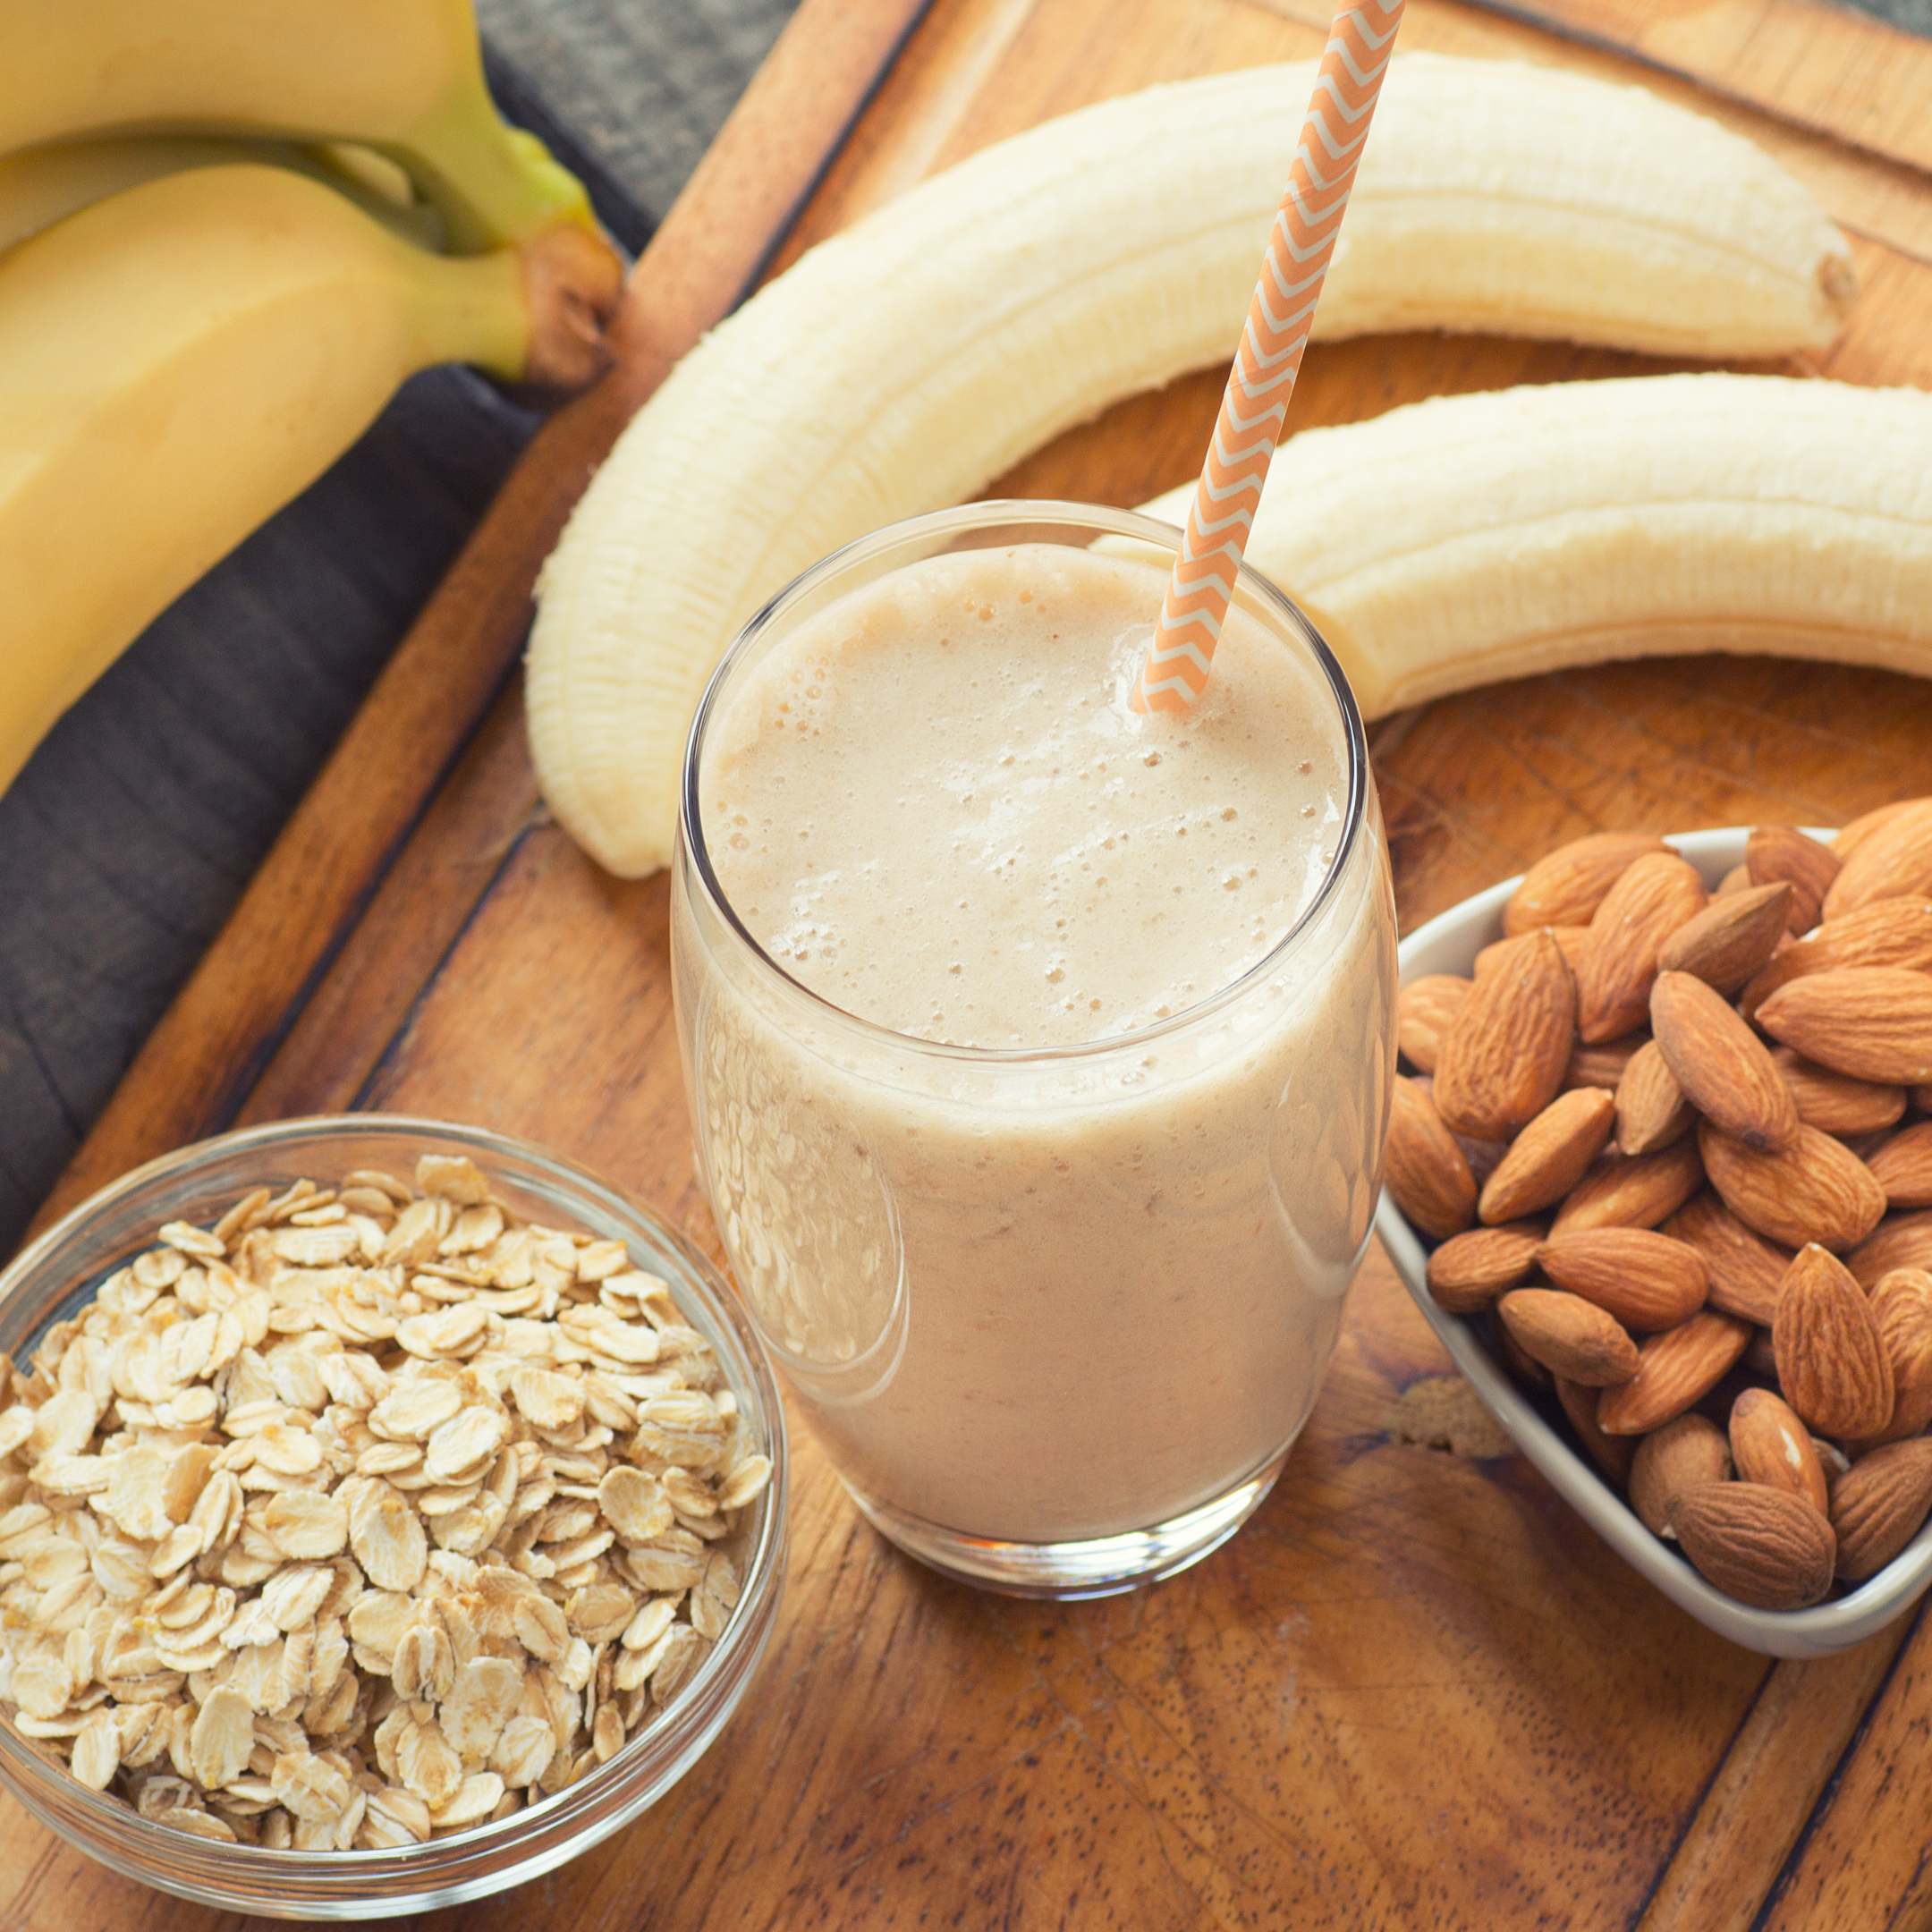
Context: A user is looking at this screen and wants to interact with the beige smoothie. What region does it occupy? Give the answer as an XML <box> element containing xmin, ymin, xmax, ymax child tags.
<box><xmin>675</xmin><ymin>539</ymin><xmax>1394</xmax><ymax>1546</ymax></box>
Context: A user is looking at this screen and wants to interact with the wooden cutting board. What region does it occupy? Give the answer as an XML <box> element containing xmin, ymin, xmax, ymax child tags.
<box><xmin>12</xmin><ymin>0</ymin><xmax>1932</xmax><ymax>1924</ymax></box>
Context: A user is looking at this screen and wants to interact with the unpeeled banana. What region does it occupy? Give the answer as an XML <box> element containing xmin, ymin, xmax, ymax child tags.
<box><xmin>526</xmin><ymin>54</ymin><xmax>1861</xmax><ymax>877</ymax></box>
<box><xmin>0</xmin><ymin>163</ymin><xmax>617</xmax><ymax>797</ymax></box>
<box><xmin>0</xmin><ymin>0</ymin><xmax>594</xmax><ymax>252</ymax></box>
<box><xmin>0</xmin><ymin>136</ymin><xmax>444</xmax><ymax>254</ymax></box>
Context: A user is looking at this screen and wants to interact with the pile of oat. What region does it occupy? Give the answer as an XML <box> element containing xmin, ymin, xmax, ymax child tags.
<box><xmin>0</xmin><ymin>1154</ymin><xmax>772</xmax><ymax>1851</ymax></box>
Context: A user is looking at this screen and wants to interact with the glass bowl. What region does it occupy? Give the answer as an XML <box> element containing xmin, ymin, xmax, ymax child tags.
<box><xmin>0</xmin><ymin>1116</ymin><xmax>788</xmax><ymax>1917</ymax></box>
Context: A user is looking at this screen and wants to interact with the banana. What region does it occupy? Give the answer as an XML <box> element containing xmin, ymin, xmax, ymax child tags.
<box><xmin>525</xmin><ymin>54</ymin><xmax>1858</xmax><ymax>877</ymax></box>
<box><xmin>0</xmin><ymin>164</ymin><xmax>618</xmax><ymax>796</ymax></box>
<box><xmin>0</xmin><ymin>136</ymin><xmax>445</xmax><ymax>254</ymax></box>
<box><xmin>0</xmin><ymin>0</ymin><xmax>597</xmax><ymax>252</ymax></box>
<box><xmin>1138</xmin><ymin>372</ymin><xmax>1932</xmax><ymax>715</ymax></box>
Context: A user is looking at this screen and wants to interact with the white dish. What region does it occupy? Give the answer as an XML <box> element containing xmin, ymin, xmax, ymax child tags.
<box><xmin>1375</xmin><ymin>826</ymin><xmax>1932</xmax><ymax>1658</ymax></box>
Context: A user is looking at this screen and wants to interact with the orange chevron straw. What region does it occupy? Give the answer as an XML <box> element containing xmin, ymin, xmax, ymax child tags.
<box><xmin>1131</xmin><ymin>1</ymin><xmax>1406</xmax><ymax>713</ymax></box>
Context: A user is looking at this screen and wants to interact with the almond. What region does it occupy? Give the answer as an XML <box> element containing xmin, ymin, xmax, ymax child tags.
<box><xmin>1615</xmin><ymin>1040</ymin><xmax>1693</xmax><ymax>1156</ymax></box>
<box><xmin>1849</xmin><ymin>1211</ymin><xmax>1932</xmax><ymax>1288</ymax></box>
<box><xmin>1474</xmin><ymin>930</ymin><xmax>1560</xmax><ymax>981</ymax></box>
<box><xmin>1740</xmin><ymin>897</ymin><xmax>1932</xmax><ymax>1020</ymax></box>
<box><xmin>1729</xmin><ymin>1388</ymin><xmax>1829</xmax><ymax>1515</ymax></box>
<box><xmin>1747</xmin><ymin>825</ymin><xmax>1840</xmax><ymax>934</ymax></box>
<box><xmin>1386</xmin><ymin>1076</ymin><xmax>1477</xmax><ymax>1241</ymax></box>
<box><xmin>1597</xmin><ymin>1312</ymin><xmax>1750</xmax><ymax>1435</ymax></box>
<box><xmin>1434</xmin><ymin>928</ymin><xmax>1576</xmax><ymax>1141</ymax></box>
<box><xmin>1574</xmin><ymin>852</ymin><xmax>1708</xmax><ymax>1044</ymax></box>
<box><xmin>1555</xmin><ymin>1376</ymin><xmax>1636</xmax><ymax>1484</ymax></box>
<box><xmin>1916</xmin><ymin>1084</ymin><xmax>1932</xmax><ymax>1114</ymax></box>
<box><xmin>1835</xmin><ymin>798</ymin><xmax>1927</xmax><ymax>864</ymax></box>
<box><xmin>1497</xmin><ymin>1289</ymin><xmax>1640</xmax><ymax>1386</ymax></box>
<box><xmin>1699</xmin><ymin>1120</ymin><xmax>1886</xmax><ymax>1252</ymax></box>
<box><xmin>1868</xmin><ymin>1123</ymin><xmax>1932</xmax><ymax>1209</ymax></box>
<box><xmin>1397</xmin><ymin>974</ymin><xmax>1470</xmax><ymax>1075</ymax></box>
<box><xmin>1651</xmin><ymin>970</ymin><xmax>1800</xmax><ymax>1153</ymax></box>
<box><xmin>1668</xmin><ymin>1482</ymin><xmax>1835</xmax><ymax>1609</ymax></box>
<box><xmin>1822</xmin><ymin>798</ymin><xmax>1932</xmax><ymax>918</ymax></box>
<box><xmin>1663</xmin><ymin>1193</ymin><xmax>1794</xmax><ymax>1326</ymax></box>
<box><xmin>1630</xmin><ymin>1414</ymin><xmax>1731</xmax><ymax>1538</ymax></box>
<box><xmin>1772</xmin><ymin>1243</ymin><xmax>1894</xmax><ymax>1439</ymax></box>
<box><xmin>1475</xmin><ymin>928</ymin><xmax>1587</xmax><ymax>982</ymax></box>
<box><xmin>1479</xmin><ymin>1089</ymin><xmax>1615</xmax><ymax>1223</ymax></box>
<box><xmin>1565</xmin><ymin>1034</ymin><xmax>1648</xmax><ymax>1094</ymax></box>
<box><xmin>1424</xmin><ymin>1222</ymin><xmax>1544</xmax><ymax>1316</ymax></box>
<box><xmin>1491</xmin><ymin>1309</ymin><xmax>1552</xmax><ymax>1391</ymax></box>
<box><xmin>1452</xmin><ymin>1129</ymin><xmax>1509</xmax><ymax>1189</ymax></box>
<box><xmin>1657</xmin><ymin>882</ymin><xmax>1793</xmax><ymax>995</ymax></box>
<box><xmin>1757</xmin><ymin>968</ymin><xmax>1932</xmax><ymax>1087</ymax></box>
<box><xmin>1502</xmin><ymin>831</ymin><xmax>1669</xmax><ymax>936</ymax></box>
<box><xmin>1860</xmin><ymin>1269</ymin><xmax>1932</xmax><ymax>1446</ymax></box>
<box><xmin>1538</xmin><ymin>1227</ymin><xmax>1707</xmax><ymax>1331</ymax></box>
<box><xmin>1549</xmin><ymin>926</ymin><xmax>1590</xmax><ymax>979</ymax></box>
<box><xmin>1716</xmin><ymin>863</ymin><xmax>1752</xmax><ymax>896</ymax></box>
<box><xmin>1553</xmin><ymin>1138</ymin><xmax>1704</xmax><ymax>1236</ymax></box>
<box><xmin>1829</xmin><ymin>1438</ymin><xmax>1932</xmax><ymax>1582</ymax></box>
<box><xmin>1768</xmin><ymin>1046</ymin><xmax>1906</xmax><ymax>1140</ymax></box>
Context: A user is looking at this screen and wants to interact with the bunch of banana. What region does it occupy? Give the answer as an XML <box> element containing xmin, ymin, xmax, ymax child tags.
<box><xmin>4</xmin><ymin>0</ymin><xmax>596</xmax><ymax>251</ymax></box>
<box><xmin>524</xmin><ymin>53</ymin><xmax>1889</xmax><ymax>879</ymax></box>
<box><xmin>0</xmin><ymin>0</ymin><xmax>622</xmax><ymax>798</ymax></box>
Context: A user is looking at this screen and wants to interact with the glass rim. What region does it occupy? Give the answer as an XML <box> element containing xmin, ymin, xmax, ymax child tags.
<box><xmin>0</xmin><ymin>1114</ymin><xmax>789</xmax><ymax>1908</ymax></box>
<box><xmin>679</xmin><ymin>498</ymin><xmax>1372</xmax><ymax>1066</ymax></box>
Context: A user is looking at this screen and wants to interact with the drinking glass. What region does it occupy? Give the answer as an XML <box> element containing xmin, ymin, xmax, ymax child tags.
<box><xmin>673</xmin><ymin>503</ymin><xmax>1396</xmax><ymax>1597</ymax></box>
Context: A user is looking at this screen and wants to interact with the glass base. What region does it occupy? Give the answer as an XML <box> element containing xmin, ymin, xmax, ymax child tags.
<box><xmin>843</xmin><ymin>1445</ymin><xmax>1292</xmax><ymax>1599</ymax></box>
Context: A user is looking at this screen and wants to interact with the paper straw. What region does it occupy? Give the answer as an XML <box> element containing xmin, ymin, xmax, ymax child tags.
<box><xmin>1131</xmin><ymin>2</ymin><xmax>1406</xmax><ymax>713</ymax></box>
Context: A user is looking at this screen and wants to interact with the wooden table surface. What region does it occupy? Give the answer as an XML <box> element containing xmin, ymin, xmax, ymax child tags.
<box><xmin>9</xmin><ymin>0</ymin><xmax>1932</xmax><ymax>1924</ymax></box>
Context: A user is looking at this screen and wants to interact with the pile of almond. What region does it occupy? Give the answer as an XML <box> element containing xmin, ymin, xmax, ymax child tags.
<box><xmin>1391</xmin><ymin>797</ymin><xmax>1932</xmax><ymax>1612</ymax></box>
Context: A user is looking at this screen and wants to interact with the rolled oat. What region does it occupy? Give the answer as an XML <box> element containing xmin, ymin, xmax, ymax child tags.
<box><xmin>0</xmin><ymin>1156</ymin><xmax>771</xmax><ymax>1847</ymax></box>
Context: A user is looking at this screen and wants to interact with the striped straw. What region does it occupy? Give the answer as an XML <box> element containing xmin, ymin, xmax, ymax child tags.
<box><xmin>1131</xmin><ymin>2</ymin><xmax>1406</xmax><ymax>713</ymax></box>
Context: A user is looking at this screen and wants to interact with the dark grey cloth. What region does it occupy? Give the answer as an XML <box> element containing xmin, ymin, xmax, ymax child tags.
<box><xmin>477</xmin><ymin>0</ymin><xmax>797</xmax><ymax>215</ymax></box>
<box><xmin>0</xmin><ymin>2</ymin><xmax>795</xmax><ymax>1248</ymax></box>
<box><xmin>1877</xmin><ymin>0</ymin><xmax>1932</xmax><ymax>29</ymax></box>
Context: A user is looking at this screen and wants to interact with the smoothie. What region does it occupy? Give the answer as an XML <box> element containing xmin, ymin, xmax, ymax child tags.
<box><xmin>675</xmin><ymin>534</ymin><xmax>1394</xmax><ymax>1553</ymax></box>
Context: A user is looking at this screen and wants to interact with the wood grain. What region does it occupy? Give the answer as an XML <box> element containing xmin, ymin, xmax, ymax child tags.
<box><xmin>7</xmin><ymin>0</ymin><xmax>1932</xmax><ymax>1926</ymax></box>
<box><xmin>1635</xmin><ymin>1626</ymin><xmax>1911</xmax><ymax>1932</ymax></box>
<box><xmin>1464</xmin><ymin>0</ymin><xmax>1932</xmax><ymax>172</ymax></box>
<box><xmin>1758</xmin><ymin>1608</ymin><xmax>1932</xmax><ymax>1928</ymax></box>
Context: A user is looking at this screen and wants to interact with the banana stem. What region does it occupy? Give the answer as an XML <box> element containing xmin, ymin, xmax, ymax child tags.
<box><xmin>398</xmin><ymin>227</ymin><xmax>620</xmax><ymax>389</ymax></box>
<box><xmin>402</xmin><ymin>245</ymin><xmax>531</xmax><ymax>380</ymax></box>
<box><xmin>394</xmin><ymin>80</ymin><xmax>597</xmax><ymax>254</ymax></box>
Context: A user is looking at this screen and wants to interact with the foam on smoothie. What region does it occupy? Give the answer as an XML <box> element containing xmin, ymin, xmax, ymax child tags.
<box><xmin>700</xmin><ymin>545</ymin><xmax>1347</xmax><ymax>1048</ymax></box>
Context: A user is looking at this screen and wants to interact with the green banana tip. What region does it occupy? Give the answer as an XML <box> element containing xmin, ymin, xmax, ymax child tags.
<box><xmin>507</xmin><ymin>128</ymin><xmax>601</xmax><ymax>233</ymax></box>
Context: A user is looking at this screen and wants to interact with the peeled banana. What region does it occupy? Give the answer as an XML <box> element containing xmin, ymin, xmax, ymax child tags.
<box><xmin>0</xmin><ymin>0</ymin><xmax>595</xmax><ymax>252</ymax></box>
<box><xmin>0</xmin><ymin>163</ymin><xmax>618</xmax><ymax>797</ymax></box>
<box><xmin>526</xmin><ymin>53</ymin><xmax>1858</xmax><ymax>877</ymax></box>
<box><xmin>1136</xmin><ymin>373</ymin><xmax>1932</xmax><ymax>716</ymax></box>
